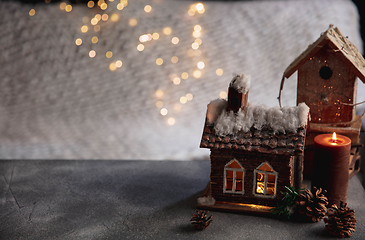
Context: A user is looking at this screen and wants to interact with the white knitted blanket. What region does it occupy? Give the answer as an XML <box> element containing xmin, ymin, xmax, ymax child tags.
<box><xmin>0</xmin><ymin>0</ymin><xmax>363</xmax><ymax>160</ymax></box>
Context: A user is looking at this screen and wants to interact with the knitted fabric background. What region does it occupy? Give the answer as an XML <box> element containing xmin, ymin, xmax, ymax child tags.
<box><xmin>0</xmin><ymin>0</ymin><xmax>363</xmax><ymax>160</ymax></box>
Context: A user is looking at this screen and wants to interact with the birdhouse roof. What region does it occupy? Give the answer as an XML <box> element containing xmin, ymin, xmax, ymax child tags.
<box><xmin>283</xmin><ymin>25</ymin><xmax>365</xmax><ymax>83</ymax></box>
<box><xmin>200</xmin><ymin>99</ymin><xmax>309</xmax><ymax>155</ymax></box>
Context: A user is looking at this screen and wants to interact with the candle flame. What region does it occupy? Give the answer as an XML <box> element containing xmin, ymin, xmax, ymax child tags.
<box><xmin>332</xmin><ymin>132</ymin><xmax>337</xmax><ymax>142</ymax></box>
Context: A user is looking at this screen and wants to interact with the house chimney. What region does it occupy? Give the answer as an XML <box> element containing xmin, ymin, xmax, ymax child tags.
<box><xmin>226</xmin><ymin>74</ymin><xmax>250</xmax><ymax>112</ymax></box>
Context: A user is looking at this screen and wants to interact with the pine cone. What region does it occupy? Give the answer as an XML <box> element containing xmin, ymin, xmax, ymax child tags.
<box><xmin>324</xmin><ymin>201</ymin><xmax>357</xmax><ymax>238</ymax></box>
<box><xmin>295</xmin><ymin>186</ymin><xmax>328</xmax><ymax>222</ymax></box>
<box><xmin>190</xmin><ymin>210</ymin><xmax>212</xmax><ymax>230</ymax></box>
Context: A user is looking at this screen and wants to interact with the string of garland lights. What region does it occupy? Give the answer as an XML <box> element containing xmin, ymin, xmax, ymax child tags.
<box><xmin>28</xmin><ymin>0</ymin><xmax>227</xmax><ymax>127</ymax></box>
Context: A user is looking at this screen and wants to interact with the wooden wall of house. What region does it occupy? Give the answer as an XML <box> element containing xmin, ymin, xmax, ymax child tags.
<box><xmin>210</xmin><ymin>149</ymin><xmax>294</xmax><ymax>207</ymax></box>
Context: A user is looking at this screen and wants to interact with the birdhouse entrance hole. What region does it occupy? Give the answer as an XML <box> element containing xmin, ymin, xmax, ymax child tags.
<box><xmin>319</xmin><ymin>66</ymin><xmax>333</xmax><ymax>80</ymax></box>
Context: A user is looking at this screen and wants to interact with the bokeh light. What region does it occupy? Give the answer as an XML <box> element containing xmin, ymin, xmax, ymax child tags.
<box><xmin>89</xmin><ymin>50</ymin><xmax>96</xmax><ymax>58</ymax></box>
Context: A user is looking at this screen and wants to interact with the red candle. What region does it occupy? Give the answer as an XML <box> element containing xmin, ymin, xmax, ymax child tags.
<box><xmin>311</xmin><ymin>132</ymin><xmax>351</xmax><ymax>206</ymax></box>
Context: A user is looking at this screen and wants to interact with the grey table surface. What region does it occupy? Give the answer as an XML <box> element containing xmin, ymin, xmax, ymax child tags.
<box><xmin>0</xmin><ymin>160</ymin><xmax>364</xmax><ymax>240</ymax></box>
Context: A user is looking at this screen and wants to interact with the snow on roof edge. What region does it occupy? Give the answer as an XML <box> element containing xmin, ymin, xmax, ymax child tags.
<box><xmin>208</xmin><ymin>102</ymin><xmax>309</xmax><ymax>136</ymax></box>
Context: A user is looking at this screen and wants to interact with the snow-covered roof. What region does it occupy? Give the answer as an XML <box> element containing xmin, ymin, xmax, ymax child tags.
<box><xmin>200</xmin><ymin>100</ymin><xmax>309</xmax><ymax>155</ymax></box>
<box><xmin>207</xmin><ymin>100</ymin><xmax>309</xmax><ymax>135</ymax></box>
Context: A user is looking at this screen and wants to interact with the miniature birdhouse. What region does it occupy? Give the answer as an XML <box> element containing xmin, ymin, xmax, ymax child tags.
<box><xmin>199</xmin><ymin>74</ymin><xmax>310</xmax><ymax>215</ymax></box>
<box><xmin>278</xmin><ymin>25</ymin><xmax>365</xmax><ymax>177</ymax></box>
<box><xmin>280</xmin><ymin>25</ymin><xmax>365</xmax><ymax>123</ymax></box>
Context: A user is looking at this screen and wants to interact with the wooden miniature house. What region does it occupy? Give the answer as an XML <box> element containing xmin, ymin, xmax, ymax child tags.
<box><xmin>199</xmin><ymin>74</ymin><xmax>310</xmax><ymax>214</ymax></box>
<box><xmin>278</xmin><ymin>25</ymin><xmax>365</xmax><ymax>177</ymax></box>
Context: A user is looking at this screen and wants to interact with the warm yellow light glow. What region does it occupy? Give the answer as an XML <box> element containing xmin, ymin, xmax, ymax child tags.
<box><xmin>194</xmin><ymin>25</ymin><xmax>202</xmax><ymax>32</ymax></box>
<box><xmin>129</xmin><ymin>18</ymin><xmax>137</xmax><ymax>27</ymax></box>
<box><xmin>196</xmin><ymin>3</ymin><xmax>204</xmax><ymax>10</ymax></box>
<box><xmin>181</xmin><ymin>72</ymin><xmax>189</xmax><ymax>79</ymax></box>
<box><xmin>193</xmin><ymin>31</ymin><xmax>201</xmax><ymax>38</ymax></box>
<box><xmin>216</xmin><ymin>68</ymin><xmax>223</xmax><ymax>76</ymax></box>
<box><xmin>194</xmin><ymin>50</ymin><xmax>201</xmax><ymax>57</ymax></box>
<box><xmin>171</xmin><ymin>56</ymin><xmax>178</xmax><ymax>63</ymax></box>
<box><xmin>191</xmin><ymin>42</ymin><xmax>199</xmax><ymax>50</ymax></box>
<box><xmin>193</xmin><ymin>70</ymin><xmax>202</xmax><ymax>78</ymax></box>
<box><xmin>121</xmin><ymin>0</ymin><xmax>128</xmax><ymax>7</ymax></box>
<box><xmin>160</xmin><ymin>108</ymin><xmax>168</xmax><ymax>116</ymax></box>
<box><xmin>257</xmin><ymin>172</ymin><xmax>264</xmax><ymax>181</ymax></box>
<box><xmin>187</xmin><ymin>50</ymin><xmax>194</xmax><ymax>57</ymax></box>
<box><xmin>163</xmin><ymin>27</ymin><xmax>172</xmax><ymax>35</ymax></box>
<box><xmin>110</xmin><ymin>13</ymin><xmax>119</xmax><ymax>22</ymax></box>
<box><xmin>152</xmin><ymin>32</ymin><xmax>159</xmax><ymax>40</ymax></box>
<box><xmin>106</xmin><ymin>51</ymin><xmax>113</xmax><ymax>58</ymax></box>
<box><xmin>75</xmin><ymin>38</ymin><xmax>82</xmax><ymax>46</ymax></box>
<box><xmin>167</xmin><ymin>118</ymin><xmax>176</xmax><ymax>126</ymax></box>
<box><xmin>115</xmin><ymin>60</ymin><xmax>123</xmax><ymax>68</ymax></box>
<box><xmin>197</xmin><ymin>61</ymin><xmax>205</xmax><ymax>69</ymax></box>
<box><xmin>332</xmin><ymin>132</ymin><xmax>337</xmax><ymax>142</ymax></box>
<box><xmin>29</xmin><ymin>9</ymin><xmax>35</xmax><ymax>16</ymax></box>
<box><xmin>173</xmin><ymin>77</ymin><xmax>181</xmax><ymax>85</ymax></box>
<box><xmin>155</xmin><ymin>90</ymin><xmax>164</xmax><ymax>98</ymax></box>
<box><xmin>256</xmin><ymin>182</ymin><xmax>265</xmax><ymax>194</ymax></box>
<box><xmin>180</xmin><ymin>96</ymin><xmax>187</xmax><ymax>104</ymax></box>
<box><xmin>232</xmin><ymin>203</ymin><xmax>273</xmax><ymax>211</ymax></box>
<box><xmin>87</xmin><ymin>0</ymin><xmax>94</xmax><ymax>8</ymax></box>
<box><xmin>186</xmin><ymin>93</ymin><xmax>193</xmax><ymax>101</ymax></box>
<box><xmin>155</xmin><ymin>101</ymin><xmax>163</xmax><ymax>108</ymax></box>
<box><xmin>91</xmin><ymin>18</ymin><xmax>98</xmax><ymax>25</ymax></box>
<box><xmin>139</xmin><ymin>34</ymin><xmax>152</xmax><ymax>42</ymax></box>
<box><xmin>100</xmin><ymin>2</ymin><xmax>107</xmax><ymax>10</ymax></box>
<box><xmin>91</xmin><ymin>36</ymin><xmax>98</xmax><ymax>44</ymax></box>
<box><xmin>117</xmin><ymin>3</ymin><xmax>124</xmax><ymax>10</ymax></box>
<box><xmin>196</xmin><ymin>3</ymin><xmax>205</xmax><ymax>13</ymax></box>
<box><xmin>194</xmin><ymin>38</ymin><xmax>202</xmax><ymax>45</ymax></box>
<box><xmin>102</xmin><ymin>14</ymin><xmax>109</xmax><ymax>21</ymax></box>
<box><xmin>144</xmin><ymin>5</ymin><xmax>152</xmax><ymax>13</ymax></box>
<box><xmin>156</xmin><ymin>58</ymin><xmax>163</xmax><ymax>65</ymax></box>
<box><xmin>81</xmin><ymin>25</ymin><xmax>88</xmax><ymax>33</ymax></box>
<box><xmin>94</xmin><ymin>25</ymin><xmax>101</xmax><ymax>32</ymax></box>
<box><xmin>65</xmin><ymin>4</ymin><xmax>72</xmax><ymax>12</ymax></box>
<box><xmin>89</xmin><ymin>50</ymin><xmax>96</xmax><ymax>58</ymax></box>
<box><xmin>188</xmin><ymin>9</ymin><xmax>195</xmax><ymax>16</ymax></box>
<box><xmin>220</xmin><ymin>91</ymin><xmax>227</xmax><ymax>99</ymax></box>
<box><xmin>171</xmin><ymin>37</ymin><xmax>179</xmax><ymax>45</ymax></box>
<box><xmin>94</xmin><ymin>13</ymin><xmax>101</xmax><ymax>21</ymax></box>
<box><xmin>83</xmin><ymin>16</ymin><xmax>89</xmax><ymax>23</ymax></box>
<box><xmin>60</xmin><ymin>2</ymin><xmax>66</xmax><ymax>10</ymax></box>
<box><xmin>137</xmin><ymin>44</ymin><xmax>145</xmax><ymax>51</ymax></box>
<box><xmin>109</xmin><ymin>62</ymin><xmax>117</xmax><ymax>71</ymax></box>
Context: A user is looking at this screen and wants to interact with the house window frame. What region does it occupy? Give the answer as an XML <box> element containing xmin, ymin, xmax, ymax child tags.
<box><xmin>223</xmin><ymin>159</ymin><xmax>245</xmax><ymax>195</ymax></box>
<box><xmin>253</xmin><ymin>162</ymin><xmax>278</xmax><ymax>198</ymax></box>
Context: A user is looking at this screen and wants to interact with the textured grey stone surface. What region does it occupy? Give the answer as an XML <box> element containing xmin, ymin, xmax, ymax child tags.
<box><xmin>0</xmin><ymin>160</ymin><xmax>364</xmax><ymax>240</ymax></box>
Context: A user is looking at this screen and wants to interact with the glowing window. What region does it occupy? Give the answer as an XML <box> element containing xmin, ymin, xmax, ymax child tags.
<box><xmin>224</xmin><ymin>159</ymin><xmax>245</xmax><ymax>194</ymax></box>
<box><xmin>253</xmin><ymin>162</ymin><xmax>277</xmax><ymax>198</ymax></box>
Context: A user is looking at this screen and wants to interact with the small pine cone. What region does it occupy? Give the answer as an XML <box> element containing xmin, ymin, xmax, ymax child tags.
<box><xmin>190</xmin><ymin>210</ymin><xmax>212</xmax><ymax>230</ymax></box>
<box><xmin>324</xmin><ymin>201</ymin><xmax>357</xmax><ymax>238</ymax></box>
<box><xmin>295</xmin><ymin>186</ymin><xmax>328</xmax><ymax>222</ymax></box>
